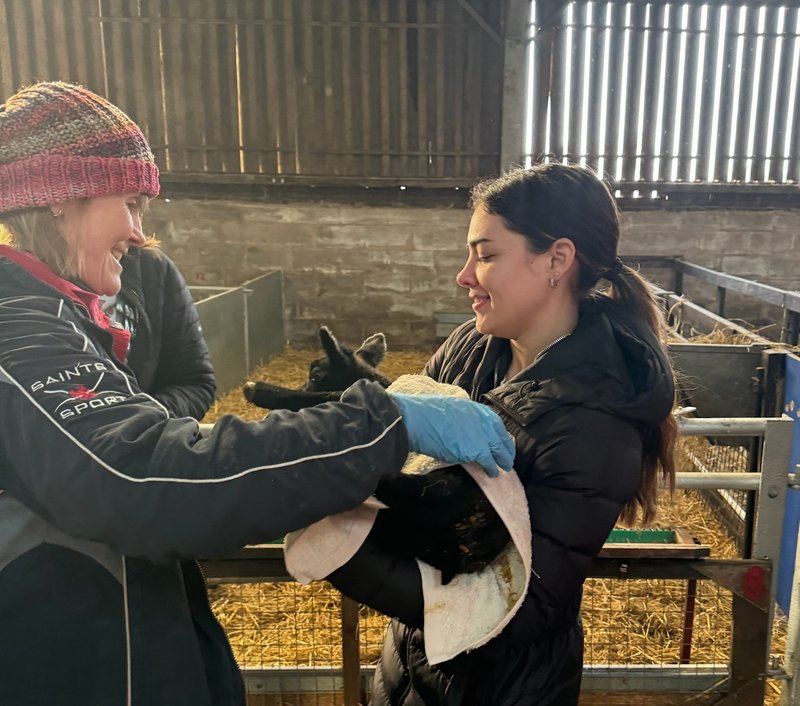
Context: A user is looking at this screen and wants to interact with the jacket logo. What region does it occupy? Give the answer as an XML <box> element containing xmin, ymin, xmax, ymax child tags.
<box><xmin>69</xmin><ymin>385</ymin><xmax>97</xmax><ymax>400</ymax></box>
<box><xmin>29</xmin><ymin>362</ymin><xmax>129</xmax><ymax>420</ymax></box>
<box><xmin>30</xmin><ymin>363</ymin><xmax>110</xmax><ymax>392</ymax></box>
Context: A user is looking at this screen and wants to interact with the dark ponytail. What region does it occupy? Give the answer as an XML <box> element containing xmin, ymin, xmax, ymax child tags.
<box><xmin>472</xmin><ymin>163</ymin><xmax>676</xmax><ymax>525</ymax></box>
<box><xmin>610</xmin><ymin>264</ymin><xmax>677</xmax><ymax>526</ymax></box>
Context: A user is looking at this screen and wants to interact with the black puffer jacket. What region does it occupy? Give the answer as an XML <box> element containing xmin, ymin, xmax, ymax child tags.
<box><xmin>329</xmin><ymin>297</ymin><xmax>674</xmax><ymax>706</ymax></box>
<box><xmin>111</xmin><ymin>246</ymin><xmax>215</xmax><ymax>419</ymax></box>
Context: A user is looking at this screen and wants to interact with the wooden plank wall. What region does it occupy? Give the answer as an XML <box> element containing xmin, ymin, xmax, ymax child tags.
<box><xmin>0</xmin><ymin>0</ymin><xmax>504</xmax><ymax>184</ymax></box>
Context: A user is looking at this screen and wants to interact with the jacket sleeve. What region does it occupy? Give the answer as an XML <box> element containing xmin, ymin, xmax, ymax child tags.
<box><xmin>502</xmin><ymin>406</ymin><xmax>643</xmax><ymax>644</ymax></box>
<box><xmin>147</xmin><ymin>255</ymin><xmax>216</xmax><ymax>420</ymax></box>
<box><xmin>0</xmin><ymin>303</ymin><xmax>409</xmax><ymax>563</ymax></box>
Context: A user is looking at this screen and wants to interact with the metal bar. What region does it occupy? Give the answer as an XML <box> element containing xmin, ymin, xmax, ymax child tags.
<box><xmin>589</xmin><ymin>558</ymin><xmax>770</xmax><ymax>581</ymax></box>
<box><xmin>716</xmin><ymin>286</ymin><xmax>727</xmax><ymax>317</ymax></box>
<box><xmin>206</xmin><ymin>552</ymin><xmax>772</xmax><ymax>584</ymax></box>
<box><xmin>744</xmin><ymin>367</ymin><xmax>768</xmax><ymax>557</ymax></box>
<box><xmin>240</xmin><ymin>663</ymin><xmax>732</xmax><ymax>696</ymax></box>
<box><xmin>341</xmin><ymin>596</ymin><xmax>361</xmax><ymax>706</ymax></box>
<box><xmin>581</xmin><ymin>664</ymin><xmax>729</xmax><ymax>693</ymax></box>
<box><xmin>198</xmin><ymin>417</ymin><xmax>779</xmax><ymax>438</ymax></box>
<box><xmin>187</xmin><ymin>285</ymin><xmax>240</xmax><ymax>292</ymax></box>
<box><xmin>676</xmin><ymin>473</ymin><xmax>761</xmax><ymax>490</ymax></box>
<box><xmin>654</xmin><ymin>288</ymin><xmax>774</xmax><ymax>345</ymax></box>
<box><xmin>675</xmin><ymin>260</ymin><xmax>800</xmax><ymax>312</ymax></box>
<box><xmin>674</xmin><ymin>269</ymin><xmax>684</xmax><ymax>296</ymax></box>
<box><xmin>615</xmin><ymin>181</ymin><xmax>800</xmax><ymax>194</ymax></box>
<box><xmin>241</xmin><ymin>666</ymin><xmax>348</xmax><ymax>695</ymax></box>
<box><xmin>242</xmin><ymin>288</ymin><xmax>251</xmax><ymax>378</ymax></box>
<box><xmin>753</xmin><ymin>418</ymin><xmax>793</xmax><ymax>562</ymax></box>
<box><xmin>783</xmin><ymin>521</ymin><xmax>800</xmax><ymax>706</ymax></box>
<box><xmin>677</xmin><ymin>418</ymin><xmax>773</xmax><ymax>437</ymax></box>
<box><xmin>752</xmin><ymin>417</ymin><xmax>793</xmax><ymax>685</ymax></box>
<box><xmin>786</xmin><ymin>311</ymin><xmax>800</xmax><ymax>346</ymax></box>
<box><xmin>198</xmin><ymin>418</ymin><xmax>783</xmax><ymax>438</ymax></box>
<box><xmin>743</xmin><ymin>485</ymin><xmax>757</xmax><ymax>559</ymax></box>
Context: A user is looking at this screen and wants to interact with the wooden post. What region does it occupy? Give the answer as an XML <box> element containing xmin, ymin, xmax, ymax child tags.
<box><xmin>341</xmin><ymin>595</ymin><xmax>362</xmax><ymax>706</ymax></box>
<box><xmin>500</xmin><ymin>0</ymin><xmax>530</xmax><ymax>170</ymax></box>
<box><xmin>679</xmin><ymin>578</ymin><xmax>697</xmax><ymax>663</ymax></box>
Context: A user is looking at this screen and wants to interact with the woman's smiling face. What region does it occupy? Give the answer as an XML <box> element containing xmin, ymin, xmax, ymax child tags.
<box><xmin>456</xmin><ymin>207</ymin><xmax>551</xmax><ymax>340</ymax></box>
<box><xmin>59</xmin><ymin>193</ymin><xmax>147</xmax><ymax>296</ymax></box>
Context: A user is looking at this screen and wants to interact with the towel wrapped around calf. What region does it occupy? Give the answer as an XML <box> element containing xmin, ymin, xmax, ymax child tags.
<box><xmin>284</xmin><ymin>374</ymin><xmax>532</xmax><ymax>664</ymax></box>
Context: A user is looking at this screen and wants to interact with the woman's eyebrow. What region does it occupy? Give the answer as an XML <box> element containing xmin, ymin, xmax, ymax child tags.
<box><xmin>468</xmin><ymin>236</ymin><xmax>492</xmax><ymax>248</ymax></box>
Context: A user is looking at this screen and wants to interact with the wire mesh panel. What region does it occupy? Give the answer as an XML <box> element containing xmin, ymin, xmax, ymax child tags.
<box><xmin>208</xmin><ymin>570</ymin><xmax>759</xmax><ymax>703</ymax></box>
<box><xmin>681</xmin><ymin>437</ymin><xmax>753</xmax><ymax>551</ymax></box>
<box><xmin>358</xmin><ymin>606</ymin><xmax>391</xmax><ymax>664</ymax></box>
<box><xmin>583</xmin><ymin>578</ymin><xmax>731</xmax><ymax>673</ymax></box>
<box><xmin>210</xmin><ymin>581</ymin><xmax>390</xmax><ymax>705</ymax></box>
<box><xmin>210</xmin><ymin>582</ymin><xmax>343</xmax><ymax>667</ymax></box>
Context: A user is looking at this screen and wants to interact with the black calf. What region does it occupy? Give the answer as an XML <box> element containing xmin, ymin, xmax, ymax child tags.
<box><xmin>243</xmin><ymin>326</ymin><xmax>390</xmax><ymax>410</ymax></box>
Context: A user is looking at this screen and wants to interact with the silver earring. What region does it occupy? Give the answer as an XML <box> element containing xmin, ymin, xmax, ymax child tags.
<box><xmin>549</xmin><ymin>274</ymin><xmax>560</xmax><ymax>289</ymax></box>
<box><xmin>51</xmin><ymin>209</ymin><xmax>63</xmax><ymax>218</ymax></box>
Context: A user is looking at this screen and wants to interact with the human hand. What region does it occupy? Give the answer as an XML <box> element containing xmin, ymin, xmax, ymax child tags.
<box><xmin>387</xmin><ymin>393</ymin><xmax>515</xmax><ymax>476</ymax></box>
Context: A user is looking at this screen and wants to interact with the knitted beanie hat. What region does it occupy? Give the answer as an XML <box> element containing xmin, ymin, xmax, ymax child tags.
<box><xmin>0</xmin><ymin>81</ymin><xmax>160</xmax><ymax>214</ymax></box>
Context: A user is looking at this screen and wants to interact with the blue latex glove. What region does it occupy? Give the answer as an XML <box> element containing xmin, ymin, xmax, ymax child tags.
<box><xmin>388</xmin><ymin>393</ymin><xmax>516</xmax><ymax>477</ymax></box>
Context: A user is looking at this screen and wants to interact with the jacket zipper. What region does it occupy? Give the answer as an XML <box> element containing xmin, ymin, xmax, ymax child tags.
<box><xmin>195</xmin><ymin>558</ymin><xmax>243</xmax><ymax>656</ymax></box>
<box><xmin>483</xmin><ymin>391</ymin><xmax>529</xmax><ymax>429</ymax></box>
<box><xmin>194</xmin><ymin>559</ymin><xmax>243</xmax><ymax>668</ymax></box>
<box><xmin>122</xmin><ymin>556</ymin><xmax>133</xmax><ymax>706</ymax></box>
<box><xmin>397</xmin><ymin>627</ymin><xmax>414</xmax><ymax>705</ymax></box>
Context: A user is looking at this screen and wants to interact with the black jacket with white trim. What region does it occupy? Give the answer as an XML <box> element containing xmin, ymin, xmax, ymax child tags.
<box><xmin>0</xmin><ymin>254</ymin><xmax>409</xmax><ymax>706</ymax></box>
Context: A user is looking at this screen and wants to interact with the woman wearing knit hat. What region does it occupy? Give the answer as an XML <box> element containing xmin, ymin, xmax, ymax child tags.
<box><xmin>0</xmin><ymin>82</ymin><xmax>515</xmax><ymax>706</ymax></box>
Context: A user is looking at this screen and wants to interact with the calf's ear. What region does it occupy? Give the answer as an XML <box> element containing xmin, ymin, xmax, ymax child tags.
<box><xmin>319</xmin><ymin>326</ymin><xmax>345</xmax><ymax>361</ymax></box>
<box><xmin>356</xmin><ymin>332</ymin><xmax>387</xmax><ymax>367</ymax></box>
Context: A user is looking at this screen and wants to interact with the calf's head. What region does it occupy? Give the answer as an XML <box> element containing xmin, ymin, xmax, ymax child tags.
<box><xmin>243</xmin><ymin>326</ymin><xmax>391</xmax><ymax>410</ymax></box>
<box><xmin>305</xmin><ymin>326</ymin><xmax>391</xmax><ymax>391</ymax></box>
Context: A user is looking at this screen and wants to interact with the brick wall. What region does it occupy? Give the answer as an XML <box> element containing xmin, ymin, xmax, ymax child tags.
<box><xmin>146</xmin><ymin>197</ymin><xmax>798</xmax><ymax>348</ymax></box>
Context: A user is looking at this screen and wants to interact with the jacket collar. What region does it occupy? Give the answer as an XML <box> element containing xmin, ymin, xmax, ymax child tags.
<box><xmin>0</xmin><ymin>246</ymin><xmax>131</xmax><ymax>362</ymax></box>
<box><xmin>483</xmin><ymin>297</ymin><xmax>675</xmax><ymax>428</ymax></box>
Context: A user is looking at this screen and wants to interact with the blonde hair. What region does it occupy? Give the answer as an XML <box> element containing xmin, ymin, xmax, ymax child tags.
<box><xmin>0</xmin><ymin>207</ymin><xmax>80</xmax><ymax>277</ymax></box>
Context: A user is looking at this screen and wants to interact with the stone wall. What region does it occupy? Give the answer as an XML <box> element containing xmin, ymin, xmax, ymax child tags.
<box><xmin>146</xmin><ymin>197</ymin><xmax>798</xmax><ymax>349</ymax></box>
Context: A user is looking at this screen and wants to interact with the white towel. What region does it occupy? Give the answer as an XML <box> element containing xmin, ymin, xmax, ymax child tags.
<box><xmin>284</xmin><ymin>374</ymin><xmax>532</xmax><ymax>664</ymax></box>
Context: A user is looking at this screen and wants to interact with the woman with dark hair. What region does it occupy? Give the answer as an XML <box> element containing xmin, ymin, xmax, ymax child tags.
<box><xmin>327</xmin><ymin>163</ymin><xmax>677</xmax><ymax>705</ymax></box>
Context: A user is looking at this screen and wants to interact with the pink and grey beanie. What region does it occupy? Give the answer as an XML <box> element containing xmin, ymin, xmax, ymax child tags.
<box><xmin>0</xmin><ymin>81</ymin><xmax>160</xmax><ymax>214</ymax></box>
